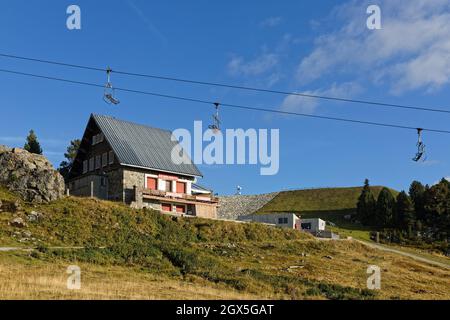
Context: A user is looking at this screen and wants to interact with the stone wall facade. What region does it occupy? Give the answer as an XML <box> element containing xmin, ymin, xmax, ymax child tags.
<box><xmin>217</xmin><ymin>192</ymin><xmax>279</xmax><ymax>220</ymax></box>
<box><xmin>107</xmin><ymin>168</ymin><xmax>124</xmax><ymax>201</ymax></box>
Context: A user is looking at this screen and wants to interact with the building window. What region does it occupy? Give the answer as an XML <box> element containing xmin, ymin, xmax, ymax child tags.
<box><xmin>301</xmin><ymin>223</ymin><xmax>312</xmax><ymax>230</ymax></box>
<box><xmin>108</xmin><ymin>151</ymin><xmax>114</xmax><ymax>164</ymax></box>
<box><xmin>161</xmin><ymin>203</ymin><xmax>172</xmax><ymax>212</ymax></box>
<box><xmin>102</xmin><ymin>153</ymin><xmax>108</xmax><ymax>167</ymax></box>
<box><xmin>175</xmin><ymin>205</ymin><xmax>186</xmax><ymax>213</ymax></box>
<box><xmin>89</xmin><ymin>158</ymin><xmax>95</xmax><ymax>171</ymax></box>
<box><xmin>95</xmin><ymin>155</ymin><xmax>101</xmax><ymax>169</ymax></box>
<box><xmin>82</xmin><ymin>160</ymin><xmax>88</xmax><ymax>174</ymax></box>
<box><xmin>146</xmin><ymin>177</ymin><xmax>157</xmax><ymax>190</ymax></box>
<box><xmin>278</xmin><ymin>217</ymin><xmax>288</xmax><ymax>224</ymax></box>
<box><xmin>176</xmin><ymin>181</ymin><xmax>186</xmax><ymax>194</ymax></box>
<box><xmin>100</xmin><ymin>177</ymin><xmax>107</xmax><ymax>187</ymax></box>
<box><xmin>164</xmin><ymin>180</ymin><xmax>172</xmax><ymax>192</ymax></box>
<box><xmin>92</xmin><ymin>133</ymin><xmax>104</xmax><ymax>145</ymax></box>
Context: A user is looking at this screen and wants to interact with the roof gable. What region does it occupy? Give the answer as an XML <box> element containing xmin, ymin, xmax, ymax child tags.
<box><xmin>91</xmin><ymin>114</ymin><xmax>202</xmax><ymax>177</ymax></box>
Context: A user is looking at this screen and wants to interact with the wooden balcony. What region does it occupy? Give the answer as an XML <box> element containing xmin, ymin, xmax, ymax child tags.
<box><xmin>138</xmin><ymin>187</ymin><xmax>219</xmax><ymax>205</ymax></box>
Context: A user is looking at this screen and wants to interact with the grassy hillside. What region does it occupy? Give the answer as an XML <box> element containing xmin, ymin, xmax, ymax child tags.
<box><xmin>0</xmin><ymin>187</ymin><xmax>449</xmax><ymax>300</ymax></box>
<box><xmin>255</xmin><ymin>186</ymin><xmax>450</xmax><ymax>260</ymax></box>
<box><xmin>257</xmin><ymin>186</ymin><xmax>392</xmax><ymax>215</ymax></box>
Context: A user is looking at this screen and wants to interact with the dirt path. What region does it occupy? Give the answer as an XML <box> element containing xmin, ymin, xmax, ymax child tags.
<box><xmin>354</xmin><ymin>239</ymin><xmax>450</xmax><ymax>270</ymax></box>
<box><xmin>0</xmin><ymin>246</ymin><xmax>89</xmax><ymax>252</ymax></box>
<box><xmin>2</xmin><ymin>240</ymin><xmax>449</xmax><ymax>271</ymax></box>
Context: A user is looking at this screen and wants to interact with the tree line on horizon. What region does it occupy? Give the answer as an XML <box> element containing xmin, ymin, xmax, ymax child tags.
<box><xmin>357</xmin><ymin>178</ymin><xmax>450</xmax><ymax>246</ymax></box>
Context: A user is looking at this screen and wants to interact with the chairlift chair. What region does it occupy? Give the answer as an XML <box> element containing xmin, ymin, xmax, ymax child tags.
<box><xmin>412</xmin><ymin>128</ymin><xmax>426</xmax><ymax>162</ymax></box>
<box><xmin>103</xmin><ymin>67</ymin><xmax>120</xmax><ymax>105</ymax></box>
<box><xmin>208</xmin><ymin>102</ymin><xmax>221</xmax><ymax>133</ymax></box>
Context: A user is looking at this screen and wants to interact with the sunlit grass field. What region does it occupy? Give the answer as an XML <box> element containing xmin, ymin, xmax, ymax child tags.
<box><xmin>1</xmin><ymin>187</ymin><xmax>449</xmax><ymax>300</ymax></box>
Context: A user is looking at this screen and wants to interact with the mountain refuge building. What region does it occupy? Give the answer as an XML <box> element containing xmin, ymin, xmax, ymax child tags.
<box><xmin>67</xmin><ymin>114</ymin><xmax>218</xmax><ymax>218</ymax></box>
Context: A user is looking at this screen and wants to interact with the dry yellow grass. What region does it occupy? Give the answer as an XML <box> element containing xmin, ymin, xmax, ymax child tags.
<box><xmin>1</xmin><ymin>239</ymin><xmax>449</xmax><ymax>300</ymax></box>
<box><xmin>0</xmin><ymin>188</ymin><xmax>448</xmax><ymax>300</ymax></box>
<box><xmin>0</xmin><ymin>254</ymin><xmax>260</xmax><ymax>300</ymax></box>
<box><xmin>303</xmin><ymin>241</ymin><xmax>450</xmax><ymax>300</ymax></box>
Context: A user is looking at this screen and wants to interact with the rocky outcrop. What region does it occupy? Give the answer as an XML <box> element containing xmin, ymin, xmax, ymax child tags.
<box><xmin>0</xmin><ymin>145</ymin><xmax>65</xmax><ymax>203</ymax></box>
<box><xmin>9</xmin><ymin>217</ymin><xmax>27</xmax><ymax>228</ymax></box>
<box><xmin>218</xmin><ymin>192</ymin><xmax>279</xmax><ymax>220</ymax></box>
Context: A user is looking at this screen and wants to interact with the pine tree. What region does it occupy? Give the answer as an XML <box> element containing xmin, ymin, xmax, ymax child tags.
<box><xmin>409</xmin><ymin>181</ymin><xmax>426</xmax><ymax>221</ymax></box>
<box><xmin>375</xmin><ymin>187</ymin><xmax>395</xmax><ymax>227</ymax></box>
<box><xmin>357</xmin><ymin>179</ymin><xmax>376</xmax><ymax>225</ymax></box>
<box><xmin>423</xmin><ymin>180</ymin><xmax>449</xmax><ymax>234</ymax></box>
<box><xmin>58</xmin><ymin>139</ymin><xmax>81</xmax><ymax>180</ymax></box>
<box><xmin>395</xmin><ymin>191</ymin><xmax>415</xmax><ymax>232</ymax></box>
<box><xmin>24</xmin><ymin>130</ymin><xmax>43</xmax><ymax>154</ymax></box>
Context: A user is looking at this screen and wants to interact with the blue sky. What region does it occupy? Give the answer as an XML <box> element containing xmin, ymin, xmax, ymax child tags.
<box><xmin>1</xmin><ymin>0</ymin><xmax>449</xmax><ymax>195</ymax></box>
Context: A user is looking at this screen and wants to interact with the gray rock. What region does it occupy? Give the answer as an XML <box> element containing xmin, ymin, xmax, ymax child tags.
<box><xmin>0</xmin><ymin>145</ymin><xmax>65</xmax><ymax>203</ymax></box>
<box><xmin>0</xmin><ymin>199</ymin><xmax>22</xmax><ymax>213</ymax></box>
<box><xmin>27</xmin><ymin>211</ymin><xmax>43</xmax><ymax>222</ymax></box>
<box><xmin>22</xmin><ymin>230</ymin><xmax>32</xmax><ymax>238</ymax></box>
<box><xmin>9</xmin><ymin>217</ymin><xmax>27</xmax><ymax>228</ymax></box>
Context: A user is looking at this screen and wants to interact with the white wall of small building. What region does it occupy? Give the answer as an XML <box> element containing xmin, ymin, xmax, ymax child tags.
<box><xmin>301</xmin><ymin>218</ymin><xmax>326</xmax><ymax>231</ymax></box>
<box><xmin>239</xmin><ymin>213</ymin><xmax>300</xmax><ymax>229</ymax></box>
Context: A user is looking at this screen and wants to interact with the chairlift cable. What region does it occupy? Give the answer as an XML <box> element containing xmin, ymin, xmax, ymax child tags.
<box><xmin>1</xmin><ymin>52</ymin><xmax>450</xmax><ymax>115</ymax></box>
<box><xmin>0</xmin><ymin>68</ymin><xmax>450</xmax><ymax>135</ymax></box>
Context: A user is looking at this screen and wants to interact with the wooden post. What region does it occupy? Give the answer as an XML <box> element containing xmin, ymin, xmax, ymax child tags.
<box><xmin>376</xmin><ymin>232</ymin><xmax>380</xmax><ymax>243</ymax></box>
<box><xmin>90</xmin><ymin>181</ymin><xmax>94</xmax><ymax>198</ymax></box>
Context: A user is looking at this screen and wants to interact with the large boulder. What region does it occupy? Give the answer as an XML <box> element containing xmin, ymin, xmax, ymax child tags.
<box><xmin>0</xmin><ymin>145</ymin><xmax>65</xmax><ymax>203</ymax></box>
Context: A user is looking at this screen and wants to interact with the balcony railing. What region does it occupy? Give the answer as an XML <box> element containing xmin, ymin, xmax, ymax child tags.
<box><xmin>139</xmin><ymin>188</ymin><xmax>219</xmax><ymax>203</ymax></box>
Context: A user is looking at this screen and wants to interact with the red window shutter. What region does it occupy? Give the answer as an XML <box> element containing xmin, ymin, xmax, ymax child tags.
<box><xmin>161</xmin><ymin>203</ymin><xmax>172</xmax><ymax>212</ymax></box>
<box><xmin>176</xmin><ymin>182</ymin><xmax>186</xmax><ymax>194</ymax></box>
<box><xmin>176</xmin><ymin>205</ymin><xmax>186</xmax><ymax>213</ymax></box>
<box><xmin>147</xmin><ymin>177</ymin><xmax>157</xmax><ymax>190</ymax></box>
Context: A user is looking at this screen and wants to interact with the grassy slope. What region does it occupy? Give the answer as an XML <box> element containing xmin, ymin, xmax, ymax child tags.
<box><xmin>257</xmin><ymin>186</ymin><xmax>450</xmax><ymax>264</ymax></box>
<box><xmin>257</xmin><ymin>186</ymin><xmax>390</xmax><ymax>215</ymax></box>
<box><xmin>0</xmin><ymin>187</ymin><xmax>449</xmax><ymax>300</ymax></box>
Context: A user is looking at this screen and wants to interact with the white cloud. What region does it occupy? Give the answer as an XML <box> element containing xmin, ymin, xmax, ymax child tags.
<box><xmin>260</xmin><ymin>16</ymin><xmax>283</xmax><ymax>28</ymax></box>
<box><xmin>227</xmin><ymin>53</ymin><xmax>279</xmax><ymax>77</ymax></box>
<box><xmin>296</xmin><ymin>0</ymin><xmax>450</xmax><ymax>94</ymax></box>
<box><xmin>226</xmin><ymin>34</ymin><xmax>297</xmax><ymax>87</ymax></box>
<box><xmin>280</xmin><ymin>82</ymin><xmax>362</xmax><ymax>114</ymax></box>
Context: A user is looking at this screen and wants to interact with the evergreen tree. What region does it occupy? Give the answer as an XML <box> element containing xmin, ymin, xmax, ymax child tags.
<box><xmin>356</xmin><ymin>179</ymin><xmax>376</xmax><ymax>225</ymax></box>
<box><xmin>423</xmin><ymin>179</ymin><xmax>449</xmax><ymax>234</ymax></box>
<box><xmin>375</xmin><ymin>187</ymin><xmax>395</xmax><ymax>227</ymax></box>
<box><xmin>24</xmin><ymin>130</ymin><xmax>43</xmax><ymax>154</ymax></box>
<box><xmin>58</xmin><ymin>139</ymin><xmax>81</xmax><ymax>180</ymax></box>
<box><xmin>395</xmin><ymin>191</ymin><xmax>415</xmax><ymax>232</ymax></box>
<box><xmin>409</xmin><ymin>181</ymin><xmax>426</xmax><ymax>221</ymax></box>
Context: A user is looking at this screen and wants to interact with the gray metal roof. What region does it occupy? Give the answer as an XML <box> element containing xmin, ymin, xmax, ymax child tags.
<box><xmin>92</xmin><ymin>114</ymin><xmax>202</xmax><ymax>177</ymax></box>
<box><xmin>192</xmin><ymin>183</ymin><xmax>212</xmax><ymax>192</ymax></box>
